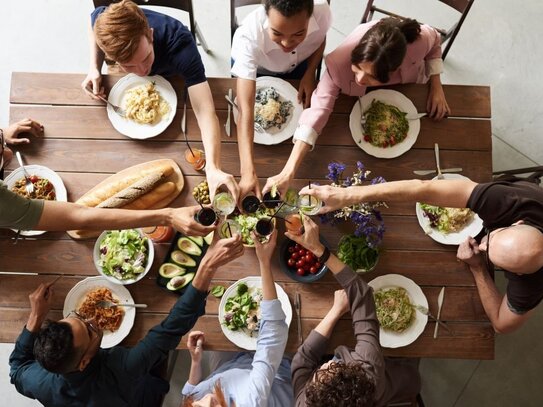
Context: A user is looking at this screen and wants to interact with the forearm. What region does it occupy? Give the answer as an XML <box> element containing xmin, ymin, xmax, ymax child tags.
<box><xmin>187</xmin><ymin>360</ymin><xmax>203</xmax><ymax>386</ymax></box>
<box><xmin>259</xmin><ymin>261</ymin><xmax>277</xmax><ymax>300</ymax></box>
<box><xmin>280</xmin><ymin>139</ymin><xmax>311</xmax><ymax>178</ymax></box>
<box><xmin>237</xmin><ymin>78</ymin><xmax>257</xmax><ymax>175</ymax></box>
<box><xmin>26</xmin><ymin>313</ymin><xmax>45</xmax><ymax>333</ymax></box>
<box><xmin>304</xmin><ymin>41</ymin><xmax>326</xmax><ymax>77</ymax></box>
<box><xmin>36</xmin><ymin>201</ymin><xmax>172</xmax><ymax>231</ymax></box>
<box><xmin>429</xmin><ymin>74</ymin><xmax>442</xmax><ymax>89</ymax></box>
<box><xmin>314</xmin><ymin>309</ymin><xmax>342</xmax><ymax>339</ymax></box>
<box><xmin>191</xmin><ymin>258</ymin><xmax>216</xmax><ymax>292</ymax></box>
<box><xmin>470</xmin><ymin>265</ymin><xmax>506</xmax><ymax>329</ymax></box>
<box><xmin>196</xmin><ymin>107</ymin><xmax>222</xmax><ymax>171</ymax></box>
<box><xmin>88</xmin><ymin>22</ymin><xmax>104</xmax><ymax>72</ymax></box>
<box><xmin>310</xmin><ymin>245</ymin><xmax>346</xmax><ymax>276</ymax></box>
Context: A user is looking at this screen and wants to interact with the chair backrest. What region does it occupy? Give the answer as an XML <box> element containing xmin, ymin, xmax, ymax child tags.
<box><xmin>230</xmin><ymin>0</ymin><xmax>262</xmax><ymax>40</ymax></box>
<box><xmin>360</xmin><ymin>0</ymin><xmax>475</xmax><ymax>59</ymax></box>
<box><xmin>93</xmin><ymin>0</ymin><xmax>196</xmax><ymax>38</ymax></box>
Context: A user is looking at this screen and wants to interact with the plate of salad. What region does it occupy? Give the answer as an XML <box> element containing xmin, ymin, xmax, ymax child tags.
<box><xmin>415</xmin><ymin>174</ymin><xmax>483</xmax><ymax>245</ymax></box>
<box><xmin>368</xmin><ymin>274</ymin><xmax>428</xmax><ymax>348</ymax></box>
<box><xmin>229</xmin><ymin>209</ymin><xmax>275</xmax><ymax>247</ymax></box>
<box><xmin>93</xmin><ymin>229</ymin><xmax>154</xmax><ymax>285</ymax></box>
<box><xmin>218</xmin><ymin>276</ymin><xmax>292</xmax><ymax>350</ymax></box>
<box><xmin>349</xmin><ymin>89</ymin><xmax>420</xmax><ymax>158</ymax></box>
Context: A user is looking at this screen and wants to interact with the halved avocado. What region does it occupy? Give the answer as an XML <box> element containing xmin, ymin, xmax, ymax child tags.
<box><xmin>159</xmin><ymin>263</ymin><xmax>186</xmax><ymax>278</ymax></box>
<box><xmin>188</xmin><ymin>236</ymin><xmax>204</xmax><ymax>247</ymax></box>
<box><xmin>166</xmin><ymin>272</ymin><xmax>195</xmax><ymax>291</ymax></box>
<box><xmin>204</xmin><ymin>231</ymin><xmax>214</xmax><ymax>245</ymax></box>
<box><xmin>178</xmin><ymin>237</ymin><xmax>202</xmax><ymax>256</ymax></box>
<box><xmin>170</xmin><ymin>250</ymin><xmax>196</xmax><ymax>268</ymax></box>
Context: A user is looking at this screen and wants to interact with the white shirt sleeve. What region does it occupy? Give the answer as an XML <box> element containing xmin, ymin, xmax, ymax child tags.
<box><xmin>292</xmin><ymin>124</ymin><xmax>319</xmax><ymax>149</ymax></box>
<box><xmin>425</xmin><ymin>58</ymin><xmax>444</xmax><ymax>76</ymax></box>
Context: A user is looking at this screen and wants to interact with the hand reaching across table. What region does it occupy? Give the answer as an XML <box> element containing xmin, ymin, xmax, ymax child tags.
<box><xmin>262</xmin><ymin>171</ymin><xmax>292</xmax><ymax>202</ymax></box>
<box><xmin>81</xmin><ymin>68</ymin><xmax>106</xmax><ymax>100</ymax></box>
<box><xmin>206</xmin><ymin>167</ymin><xmax>239</xmax><ymax>203</ymax></box>
<box><xmin>239</xmin><ymin>171</ymin><xmax>261</xmax><ymax>203</ymax></box>
<box><xmin>170</xmin><ymin>206</ymin><xmax>216</xmax><ymax>237</ymax></box>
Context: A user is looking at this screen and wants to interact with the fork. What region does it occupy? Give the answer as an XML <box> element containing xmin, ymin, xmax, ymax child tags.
<box><xmin>96</xmin><ymin>300</ymin><xmax>148</xmax><ymax>309</ymax></box>
<box><xmin>85</xmin><ymin>86</ymin><xmax>126</xmax><ymax>118</ymax></box>
<box><xmin>15</xmin><ymin>151</ymin><xmax>34</xmax><ymax>195</ymax></box>
<box><xmin>224</xmin><ymin>94</ymin><xmax>265</xmax><ymax>133</ymax></box>
<box><xmin>411</xmin><ymin>303</ymin><xmax>454</xmax><ymax>335</ymax></box>
<box><xmin>434</xmin><ymin>143</ymin><xmax>444</xmax><ymax>180</ymax></box>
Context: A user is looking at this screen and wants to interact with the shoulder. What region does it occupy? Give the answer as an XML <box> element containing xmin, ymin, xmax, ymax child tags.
<box><xmin>313</xmin><ymin>1</ymin><xmax>333</xmax><ymax>27</ymax></box>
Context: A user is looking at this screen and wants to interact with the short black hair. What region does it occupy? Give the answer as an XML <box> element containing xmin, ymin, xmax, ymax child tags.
<box><xmin>264</xmin><ymin>0</ymin><xmax>314</xmax><ymax>18</ymax></box>
<box><xmin>305</xmin><ymin>361</ymin><xmax>376</xmax><ymax>407</ymax></box>
<box><xmin>351</xmin><ymin>17</ymin><xmax>421</xmax><ymax>83</ymax></box>
<box><xmin>33</xmin><ymin>320</ymin><xmax>81</xmax><ymax>374</ymax></box>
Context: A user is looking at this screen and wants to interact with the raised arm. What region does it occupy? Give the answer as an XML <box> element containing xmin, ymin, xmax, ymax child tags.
<box><xmin>81</xmin><ymin>21</ymin><xmax>106</xmax><ymax>99</ymax></box>
<box><xmin>188</xmin><ymin>82</ymin><xmax>239</xmax><ymax>203</ymax></box>
<box><xmin>236</xmin><ymin>78</ymin><xmax>261</xmax><ymax>201</ymax></box>
<box><xmin>299</xmin><ymin>179</ymin><xmax>478</xmax><ymax>214</ymax></box>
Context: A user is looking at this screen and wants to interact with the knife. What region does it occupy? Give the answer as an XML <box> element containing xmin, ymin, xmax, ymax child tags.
<box><xmin>225</xmin><ymin>88</ymin><xmax>232</xmax><ymax>137</ymax></box>
<box><xmin>433</xmin><ymin>287</ymin><xmax>445</xmax><ymax>339</ymax></box>
<box><xmin>413</xmin><ymin>167</ymin><xmax>463</xmax><ymax>176</ymax></box>
<box><xmin>406</xmin><ymin>112</ymin><xmax>427</xmax><ymax>121</ymax></box>
<box><xmin>180</xmin><ymin>86</ymin><xmax>188</xmax><ymax>136</ymax></box>
<box><xmin>295</xmin><ymin>292</ymin><xmax>303</xmax><ymax>344</ymax></box>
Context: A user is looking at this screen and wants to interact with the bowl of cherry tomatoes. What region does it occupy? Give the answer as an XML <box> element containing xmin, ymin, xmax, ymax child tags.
<box><xmin>279</xmin><ymin>238</ymin><xmax>329</xmax><ymax>283</ymax></box>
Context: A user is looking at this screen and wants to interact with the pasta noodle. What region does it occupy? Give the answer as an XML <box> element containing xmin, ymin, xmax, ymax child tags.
<box><xmin>124</xmin><ymin>82</ymin><xmax>170</xmax><ymax>125</ymax></box>
<box><xmin>11</xmin><ymin>176</ymin><xmax>56</xmax><ymax>200</ymax></box>
<box><xmin>78</xmin><ymin>287</ymin><xmax>124</xmax><ymax>332</ymax></box>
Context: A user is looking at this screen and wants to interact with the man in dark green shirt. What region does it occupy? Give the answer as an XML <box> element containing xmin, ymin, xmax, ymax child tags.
<box><xmin>9</xmin><ymin>234</ymin><xmax>244</xmax><ymax>407</ymax></box>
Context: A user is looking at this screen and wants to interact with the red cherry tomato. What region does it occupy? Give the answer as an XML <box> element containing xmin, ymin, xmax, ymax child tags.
<box><xmin>29</xmin><ymin>175</ymin><xmax>39</xmax><ymax>183</ymax></box>
<box><xmin>304</xmin><ymin>254</ymin><xmax>313</xmax><ymax>263</ymax></box>
<box><xmin>296</xmin><ymin>268</ymin><xmax>305</xmax><ymax>276</ymax></box>
<box><xmin>287</xmin><ymin>258</ymin><xmax>296</xmax><ymax>267</ymax></box>
<box><xmin>304</xmin><ymin>263</ymin><xmax>311</xmax><ymax>270</ymax></box>
<box><xmin>309</xmin><ymin>266</ymin><xmax>318</xmax><ymax>274</ymax></box>
<box><xmin>314</xmin><ymin>262</ymin><xmax>322</xmax><ymax>269</ymax></box>
<box><xmin>298</xmin><ymin>249</ymin><xmax>306</xmax><ymax>257</ymax></box>
<box><xmin>294</xmin><ymin>244</ymin><xmax>301</xmax><ymax>250</ymax></box>
<box><xmin>292</xmin><ymin>252</ymin><xmax>299</xmax><ymax>260</ymax></box>
<box><xmin>296</xmin><ymin>260</ymin><xmax>304</xmax><ymax>268</ymax></box>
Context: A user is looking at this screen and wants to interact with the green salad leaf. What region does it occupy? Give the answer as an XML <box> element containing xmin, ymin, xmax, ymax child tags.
<box><xmin>210</xmin><ymin>285</ymin><xmax>225</xmax><ymax>298</ymax></box>
<box><xmin>223</xmin><ymin>283</ymin><xmax>262</xmax><ymax>336</ymax></box>
<box><xmin>337</xmin><ymin>234</ymin><xmax>379</xmax><ymax>272</ymax></box>
<box><xmin>99</xmin><ymin>229</ymin><xmax>148</xmax><ymax>280</ymax></box>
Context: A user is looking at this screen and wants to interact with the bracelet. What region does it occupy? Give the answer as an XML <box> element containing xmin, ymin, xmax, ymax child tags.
<box><xmin>317</xmin><ymin>246</ymin><xmax>331</xmax><ymax>264</ymax></box>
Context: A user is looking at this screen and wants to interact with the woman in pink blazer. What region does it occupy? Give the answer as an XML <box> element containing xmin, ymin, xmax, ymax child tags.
<box><xmin>264</xmin><ymin>18</ymin><xmax>450</xmax><ymax>196</ymax></box>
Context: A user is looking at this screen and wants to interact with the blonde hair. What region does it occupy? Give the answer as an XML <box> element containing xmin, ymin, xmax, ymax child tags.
<box><xmin>94</xmin><ymin>0</ymin><xmax>152</xmax><ymax>63</ymax></box>
<box><xmin>182</xmin><ymin>381</ymin><xmax>234</xmax><ymax>407</ymax></box>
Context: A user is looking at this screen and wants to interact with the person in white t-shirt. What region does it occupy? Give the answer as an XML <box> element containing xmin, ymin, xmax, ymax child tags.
<box><xmin>231</xmin><ymin>0</ymin><xmax>332</xmax><ymax>202</ymax></box>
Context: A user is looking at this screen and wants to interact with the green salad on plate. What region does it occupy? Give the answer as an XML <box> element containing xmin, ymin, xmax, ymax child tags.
<box><xmin>99</xmin><ymin>229</ymin><xmax>149</xmax><ymax>280</ymax></box>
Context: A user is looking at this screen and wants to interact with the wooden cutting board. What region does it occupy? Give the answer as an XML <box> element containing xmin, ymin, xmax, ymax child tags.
<box><xmin>67</xmin><ymin>159</ymin><xmax>184</xmax><ymax>240</ymax></box>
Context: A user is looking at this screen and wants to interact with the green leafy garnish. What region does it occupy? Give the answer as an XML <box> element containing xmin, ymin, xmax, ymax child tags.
<box><xmin>211</xmin><ymin>285</ymin><xmax>225</xmax><ymax>298</ymax></box>
<box><xmin>337</xmin><ymin>234</ymin><xmax>379</xmax><ymax>272</ymax></box>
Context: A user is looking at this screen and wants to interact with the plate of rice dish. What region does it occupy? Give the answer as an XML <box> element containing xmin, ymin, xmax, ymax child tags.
<box><xmin>415</xmin><ymin>174</ymin><xmax>483</xmax><ymax>245</ymax></box>
<box><xmin>107</xmin><ymin>73</ymin><xmax>176</xmax><ymax>139</ymax></box>
<box><xmin>63</xmin><ymin>276</ymin><xmax>136</xmax><ymax>348</ymax></box>
<box><xmin>233</xmin><ymin>76</ymin><xmax>302</xmax><ymax>145</ymax></box>
<box><xmin>368</xmin><ymin>274</ymin><xmax>428</xmax><ymax>348</ymax></box>
<box><xmin>349</xmin><ymin>89</ymin><xmax>420</xmax><ymax>158</ymax></box>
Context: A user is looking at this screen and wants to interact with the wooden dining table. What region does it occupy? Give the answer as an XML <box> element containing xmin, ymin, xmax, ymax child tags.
<box><xmin>0</xmin><ymin>72</ymin><xmax>494</xmax><ymax>359</ymax></box>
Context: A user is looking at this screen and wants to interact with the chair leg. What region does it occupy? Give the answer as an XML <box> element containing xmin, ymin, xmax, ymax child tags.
<box><xmin>194</xmin><ymin>22</ymin><xmax>210</xmax><ymax>54</ymax></box>
<box><xmin>416</xmin><ymin>393</ymin><xmax>425</xmax><ymax>407</ymax></box>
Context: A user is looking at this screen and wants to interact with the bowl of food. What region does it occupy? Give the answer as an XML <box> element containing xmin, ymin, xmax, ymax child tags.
<box><xmin>229</xmin><ymin>209</ymin><xmax>275</xmax><ymax>247</ymax></box>
<box><xmin>279</xmin><ymin>238</ymin><xmax>329</xmax><ymax>283</ymax></box>
<box><xmin>94</xmin><ymin>229</ymin><xmax>154</xmax><ymax>285</ymax></box>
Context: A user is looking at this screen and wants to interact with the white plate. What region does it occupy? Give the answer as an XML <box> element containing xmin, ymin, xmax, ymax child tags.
<box><xmin>233</xmin><ymin>76</ymin><xmax>303</xmax><ymax>145</ymax></box>
<box><xmin>4</xmin><ymin>165</ymin><xmax>67</xmax><ymax>236</ymax></box>
<box><xmin>368</xmin><ymin>274</ymin><xmax>428</xmax><ymax>348</ymax></box>
<box><xmin>63</xmin><ymin>276</ymin><xmax>136</xmax><ymax>348</ymax></box>
<box><xmin>218</xmin><ymin>276</ymin><xmax>292</xmax><ymax>350</ymax></box>
<box><xmin>349</xmin><ymin>89</ymin><xmax>420</xmax><ymax>158</ymax></box>
<box><xmin>415</xmin><ymin>173</ymin><xmax>484</xmax><ymax>245</ymax></box>
<box><xmin>107</xmin><ymin>74</ymin><xmax>177</xmax><ymax>139</ymax></box>
<box><xmin>93</xmin><ymin>229</ymin><xmax>155</xmax><ymax>285</ymax></box>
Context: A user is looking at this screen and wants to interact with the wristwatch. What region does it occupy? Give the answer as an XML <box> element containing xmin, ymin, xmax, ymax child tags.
<box><xmin>317</xmin><ymin>246</ymin><xmax>331</xmax><ymax>264</ymax></box>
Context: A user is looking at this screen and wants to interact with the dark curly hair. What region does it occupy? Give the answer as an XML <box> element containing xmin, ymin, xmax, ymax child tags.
<box><xmin>264</xmin><ymin>0</ymin><xmax>314</xmax><ymax>18</ymax></box>
<box><xmin>351</xmin><ymin>17</ymin><xmax>421</xmax><ymax>83</ymax></box>
<box><xmin>33</xmin><ymin>320</ymin><xmax>82</xmax><ymax>374</ymax></box>
<box><xmin>305</xmin><ymin>361</ymin><xmax>376</xmax><ymax>407</ymax></box>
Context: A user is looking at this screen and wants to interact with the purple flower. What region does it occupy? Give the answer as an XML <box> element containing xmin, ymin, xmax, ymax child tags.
<box><xmin>326</xmin><ymin>162</ymin><xmax>346</xmax><ymax>183</ymax></box>
<box><xmin>371</xmin><ymin>176</ymin><xmax>386</xmax><ymax>185</ymax></box>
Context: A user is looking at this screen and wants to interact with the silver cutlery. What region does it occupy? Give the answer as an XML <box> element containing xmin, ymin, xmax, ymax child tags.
<box><xmin>295</xmin><ymin>292</ymin><xmax>303</xmax><ymax>344</ymax></box>
<box><xmin>224</xmin><ymin>94</ymin><xmax>265</xmax><ymax>134</ymax></box>
<box><xmin>411</xmin><ymin>303</ymin><xmax>453</xmax><ymax>335</ymax></box>
<box><xmin>224</xmin><ymin>89</ymin><xmax>232</xmax><ymax>137</ymax></box>
<box><xmin>181</xmin><ymin>87</ymin><xmax>188</xmax><ymax>137</ymax></box>
<box><xmin>96</xmin><ymin>300</ymin><xmax>148</xmax><ymax>309</ymax></box>
<box><xmin>85</xmin><ymin>86</ymin><xmax>126</xmax><ymax>117</ymax></box>
<box><xmin>433</xmin><ymin>287</ymin><xmax>445</xmax><ymax>339</ymax></box>
<box><xmin>434</xmin><ymin>143</ymin><xmax>444</xmax><ymax>180</ymax></box>
<box><xmin>15</xmin><ymin>151</ymin><xmax>34</xmax><ymax>195</ymax></box>
<box><xmin>413</xmin><ymin>167</ymin><xmax>463</xmax><ymax>176</ymax></box>
<box><xmin>406</xmin><ymin>112</ymin><xmax>427</xmax><ymax>120</ymax></box>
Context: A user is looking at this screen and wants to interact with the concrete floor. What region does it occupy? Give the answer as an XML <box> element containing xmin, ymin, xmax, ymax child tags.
<box><xmin>1</xmin><ymin>0</ymin><xmax>542</xmax><ymax>406</ymax></box>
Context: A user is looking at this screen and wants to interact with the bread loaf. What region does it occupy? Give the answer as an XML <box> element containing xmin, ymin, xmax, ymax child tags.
<box><xmin>76</xmin><ymin>163</ymin><xmax>173</xmax><ymax>207</ymax></box>
<box><xmin>97</xmin><ymin>172</ymin><xmax>164</xmax><ymax>208</ymax></box>
<box><xmin>122</xmin><ymin>182</ymin><xmax>176</xmax><ymax>210</ymax></box>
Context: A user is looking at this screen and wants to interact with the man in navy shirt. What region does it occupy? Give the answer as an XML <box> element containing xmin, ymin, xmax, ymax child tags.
<box><xmin>82</xmin><ymin>0</ymin><xmax>238</xmax><ymax>203</ymax></box>
<box><xmin>9</xmin><ymin>233</ymin><xmax>244</xmax><ymax>406</ymax></box>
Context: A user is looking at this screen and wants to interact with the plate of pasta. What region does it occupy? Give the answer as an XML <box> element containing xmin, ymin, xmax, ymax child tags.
<box><xmin>4</xmin><ymin>165</ymin><xmax>67</xmax><ymax>236</ymax></box>
<box><xmin>63</xmin><ymin>276</ymin><xmax>136</xmax><ymax>348</ymax></box>
<box><xmin>415</xmin><ymin>174</ymin><xmax>483</xmax><ymax>245</ymax></box>
<box><xmin>107</xmin><ymin>74</ymin><xmax>177</xmax><ymax>139</ymax></box>
<box><xmin>368</xmin><ymin>274</ymin><xmax>428</xmax><ymax>348</ymax></box>
<box><xmin>349</xmin><ymin>89</ymin><xmax>420</xmax><ymax>158</ymax></box>
<box><xmin>233</xmin><ymin>77</ymin><xmax>303</xmax><ymax>145</ymax></box>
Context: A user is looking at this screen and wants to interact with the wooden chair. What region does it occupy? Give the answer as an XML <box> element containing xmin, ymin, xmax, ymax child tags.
<box><xmin>360</xmin><ymin>0</ymin><xmax>475</xmax><ymax>59</ymax></box>
<box><xmin>93</xmin><ymin>0</ymin><xmax>210</xmax><ymax>53</ymax></box>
